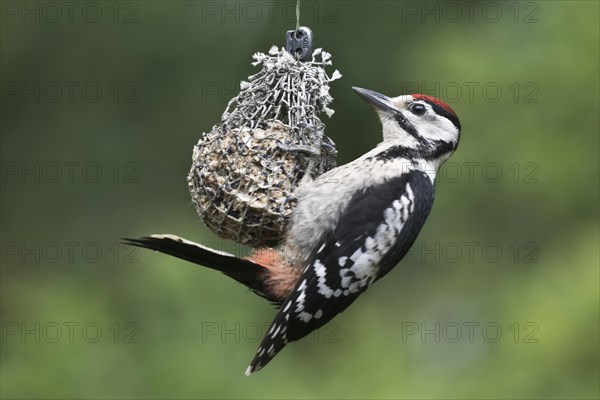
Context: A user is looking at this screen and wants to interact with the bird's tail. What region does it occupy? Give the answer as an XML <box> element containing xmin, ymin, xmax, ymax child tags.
<box><xmin>122</xmin><ymin>234</ymin><xmax>280</xmax><ymax>303</ymax></box>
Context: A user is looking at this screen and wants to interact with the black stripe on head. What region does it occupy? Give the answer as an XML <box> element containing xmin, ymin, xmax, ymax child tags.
<box><xmin>374</xmin><ymin>145</ymin><xmax>420</xmax><ymax>161</ymax></box>
<box><xmin>393</xmin><ymin>113</ymin><xmax>427</xmax><ymax>145</ymax></box>
<box><xmin>412</xmin><ymin>94</ymin><xmax>461</xmax><ymax>131</ymax></box>
<box><xmin>374</xmin><ymin>140</ymin><xmax>456</xmax><ymax>162</ymax></box>
<box><xmin>428</xmin><ymin>139</ymin><xmax>456</xmax><ymax>159</ymax></box>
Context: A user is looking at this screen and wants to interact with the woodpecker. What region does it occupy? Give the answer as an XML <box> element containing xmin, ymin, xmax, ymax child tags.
<box><xmin>124</xmin><ymin>87</ymin><xmax>461</xmax><ymax>375</ymax></box>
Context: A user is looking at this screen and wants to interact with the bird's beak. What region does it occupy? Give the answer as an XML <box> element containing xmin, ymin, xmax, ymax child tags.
<box><xmin>352</xmin><ymin>87</ymin><xmax>398</xmax><ymax>113</ymax></box>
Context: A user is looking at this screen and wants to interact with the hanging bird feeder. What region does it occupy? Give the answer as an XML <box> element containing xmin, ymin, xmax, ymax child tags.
<box><xmin>187</xmin><ymin>23</ymin><xmax>342</xmax><ymax>248</ymax></box>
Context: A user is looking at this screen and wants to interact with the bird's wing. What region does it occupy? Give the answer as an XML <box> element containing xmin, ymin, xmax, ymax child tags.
<box><xmin>245</xmin><ymin>170</ymin><xmax>435</xmax><ymax>374</ymax></box>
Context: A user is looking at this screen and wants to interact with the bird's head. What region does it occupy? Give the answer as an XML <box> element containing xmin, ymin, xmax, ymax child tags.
<box><xmin>353</xmin><ymin>87</ymin><xmax>461</xmax><ymax>160</ymax></box>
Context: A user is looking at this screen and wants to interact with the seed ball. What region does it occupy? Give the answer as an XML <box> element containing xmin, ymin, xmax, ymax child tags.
<box><xmin>188</xmin><ymin>121</ymin><xmax>310</xmax><ymax>247</ymax></box>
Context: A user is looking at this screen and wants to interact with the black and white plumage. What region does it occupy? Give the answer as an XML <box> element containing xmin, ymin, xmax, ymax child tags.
<box><xmin>124</xmin><ymin>87</ymin><xmax>462</xmax><ymax>375</ymax></box>
<box><xmin>246</xmin><ymin>170</ymin><xmax>435</xmax><ymax>373</ymax></box>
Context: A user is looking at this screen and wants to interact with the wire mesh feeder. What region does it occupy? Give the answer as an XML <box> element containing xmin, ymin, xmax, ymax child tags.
<box><xmin>188</xmin><ymin>46</ymin><xmax>342</xmax><ymax>247</ymax></box>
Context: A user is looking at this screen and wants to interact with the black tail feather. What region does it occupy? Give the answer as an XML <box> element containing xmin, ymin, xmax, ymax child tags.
<box><xmin>122</xmin><ymin>234</ymin><xmax>276</xmax><ymax>302</ymax></box>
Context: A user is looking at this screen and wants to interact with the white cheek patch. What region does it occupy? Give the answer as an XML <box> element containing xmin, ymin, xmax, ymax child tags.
<box><xmin>418</xmin><ymin>117</ymin><xmax>459</xmax><ymax>143</ymax></box>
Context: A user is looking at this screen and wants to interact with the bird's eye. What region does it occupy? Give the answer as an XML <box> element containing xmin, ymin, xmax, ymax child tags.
<box><xmin>409</xmin><ymin>103</ymin><xmax>427</xmax><ymax>116</ymax></box>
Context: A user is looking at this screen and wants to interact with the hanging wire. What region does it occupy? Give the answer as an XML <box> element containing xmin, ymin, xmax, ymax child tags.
<box><xmin>295</xmin><ymin>0</ymin><xmax>301</xmax><ymax>32</ymax></box>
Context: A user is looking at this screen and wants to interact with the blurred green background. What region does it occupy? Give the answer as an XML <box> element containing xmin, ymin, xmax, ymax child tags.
<box><xmin>1</xmin><ymin>1</ymin><xmax>598</xmax><ymax>399</ymax></box>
